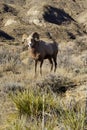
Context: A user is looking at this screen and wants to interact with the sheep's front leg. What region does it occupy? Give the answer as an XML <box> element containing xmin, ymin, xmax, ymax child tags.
<box><xmin>35</xmin><ymin>60</ymin><xmax>38</xmax><ymax>77</ymax></box>
<box><xmin>40</xmin><ymin>60</ymin><xmax>43</xmax><ymax>76</ymax></box>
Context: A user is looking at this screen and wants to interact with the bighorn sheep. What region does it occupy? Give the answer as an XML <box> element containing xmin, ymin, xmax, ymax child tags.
<box><xmin>24</xmin><ymin>32</ymin><xmax>58</xmax><ymax>76</ymax></box>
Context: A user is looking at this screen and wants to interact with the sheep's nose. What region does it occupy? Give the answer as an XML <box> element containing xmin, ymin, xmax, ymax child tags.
<box><xmin>28</xmin><ymin>43</ymin><xmax>31</xmax><ymax>47</ymax></box>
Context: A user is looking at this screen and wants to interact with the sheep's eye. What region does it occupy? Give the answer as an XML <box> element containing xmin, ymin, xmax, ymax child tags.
<box><xmin>31</xmin><ymin>39</ymin><xmax>34</xmax><ymax>42</ymax></box>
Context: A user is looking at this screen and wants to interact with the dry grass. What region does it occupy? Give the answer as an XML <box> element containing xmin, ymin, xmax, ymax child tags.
<box><xmin>0</xmin><ymin>43</ymin><xmax>87</xmax><ymax>129</ymax></box>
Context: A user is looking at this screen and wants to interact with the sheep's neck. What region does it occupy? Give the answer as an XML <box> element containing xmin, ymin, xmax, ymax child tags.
<box><xmin>30</xmin><ymin>48</ymin><xmax>40</xmax><ymax>60</ymax></box>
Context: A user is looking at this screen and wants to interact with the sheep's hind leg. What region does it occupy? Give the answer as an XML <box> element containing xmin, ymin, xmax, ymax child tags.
<box><xmin>40</xmin><ymin>60</ymin><xmax>43</xmax><ymax>76</ymax></box>
<box><xmin>53</xmin><ymin>57</ymin><xmax>57</xmax><ymax>72</ymax></box>
<box><xmin>48</xmin><ymin>58</ymin><xmax>53</xmax><ymax>72</ymax></box>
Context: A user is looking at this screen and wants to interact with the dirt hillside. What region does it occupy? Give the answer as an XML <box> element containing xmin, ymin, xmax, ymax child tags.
<box><xmin>0</xmin><ymin>0</ymin><xmax>87</xmax><ymax>41</ymax></box>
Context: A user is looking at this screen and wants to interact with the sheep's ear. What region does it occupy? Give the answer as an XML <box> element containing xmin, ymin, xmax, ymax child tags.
<box><xmin>33</xmin><ymin>32</ymin><xmax>40</xmax><ymax>41</ymax></box>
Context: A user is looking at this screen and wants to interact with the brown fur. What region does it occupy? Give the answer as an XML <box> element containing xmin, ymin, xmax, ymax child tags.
<box><xmin>26</xmin><ymin>32</ymin><xmax>58</xmax><ymax>76</ymax></box>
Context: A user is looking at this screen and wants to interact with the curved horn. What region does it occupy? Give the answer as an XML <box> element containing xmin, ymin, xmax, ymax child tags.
<box><xmin>33</xmin><ymin>32</ymin><xmax>39</xmax><ymax>41</ymax></box>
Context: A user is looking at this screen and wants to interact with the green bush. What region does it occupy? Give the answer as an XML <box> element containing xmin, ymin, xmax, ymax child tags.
<box><xmin>11</xmin><ymin>89</ymin><xmax>60</xmax><ymax>117</ymax></box>
<box><xmin>10</xmin><ymin>89</ymin><xmax>86</xmax><ymax>130</ymax></box>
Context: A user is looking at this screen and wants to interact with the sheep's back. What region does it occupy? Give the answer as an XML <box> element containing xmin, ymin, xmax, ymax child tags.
<box><xmin>39</xmin><ymin>41</ymin><xmax>54</xmax><ymax>55</ymax></box>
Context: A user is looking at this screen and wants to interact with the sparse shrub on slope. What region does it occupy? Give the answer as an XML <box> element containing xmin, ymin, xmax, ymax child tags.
<box><xmin>0</xmin><ymin>47</ymin><xmax>21</xmax><ymax>73</ymax></box>
<box><xmin>35</xmin><ymin>74</ymin><xmax>76</xmax><ymax>94</ymax></box>
<box><xmin>76</xmin><ymin>36</ymin><xmax>87</xmax><ymax>52</ymax></box>
<box><xmin>3</xmin><ymin>82</ymin><xmax>25</xmax><ymax>94</ymax></box>
<box><xmin>60</xmin><ymin>104</ymin><xmax>86</xmax><ymax>130</ymax></box>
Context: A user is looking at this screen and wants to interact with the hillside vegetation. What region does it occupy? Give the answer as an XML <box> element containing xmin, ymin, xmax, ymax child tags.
<box><xmin>0</xmin><ymin>0</ymin><xmax>87</xmax><ymax>130</ymax></box>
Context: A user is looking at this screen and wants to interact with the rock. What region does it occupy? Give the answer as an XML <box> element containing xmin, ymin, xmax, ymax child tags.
<box><xmin>5</xmin><ymin>19</ymin><xmax>17</xmax><ymax>26</ymax></box>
